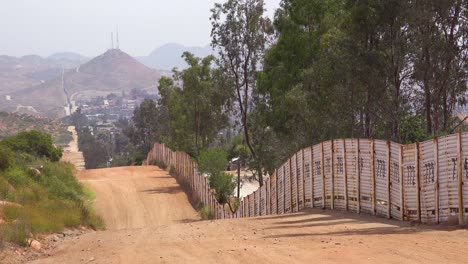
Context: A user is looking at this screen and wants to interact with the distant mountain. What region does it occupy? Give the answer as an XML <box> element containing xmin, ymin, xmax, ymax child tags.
<box><xmin>48</xmin><ymin>52</ymin><xmax>89</xmax><ymax>68</ymax></box>
<box><xmin>0</xmin><ymin>53</ymin><xmax>87</xmax><ymax>96</ymax></box>
<box><xmin>48</xmin><ymin>52</ymin><xmax>88</xmax><ymax>62</ymax></box>
<box><xmin>0</xmin><ymin>55</ymin><xmax>61</xmax><ymax>95</ymax></box>
<box><xmin>138</xmin><ymin>43</ymin><xmax>213</xmax><ymax>70</ymax></box>
<box><xmin>1</xmin><ymin>49</ymin><xmax>162</xmax><ymax>118</ymax></box>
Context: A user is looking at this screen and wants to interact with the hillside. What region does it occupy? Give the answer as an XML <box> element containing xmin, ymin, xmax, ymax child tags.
<box><xmin>0</xmin><ymin>49</ymin><xmax>162</xmax><ymax>117</ymax></box>
<box><xmin>0</xmin><ymin>112</ymin><xmax>71</xmax><ymax>146</ymax></box>
<box><xmin>138</xmin><ymin>43</ymin><xmax>213</xmax><ymax>70</ymax></box>
<box><xmin>0</xmin><ymin>55</ymin><xmax>64</xmax><ymax>95</ymax></box>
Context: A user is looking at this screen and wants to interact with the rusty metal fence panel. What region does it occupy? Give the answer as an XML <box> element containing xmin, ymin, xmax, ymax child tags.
<box><xmin>297</xmin><ymin>150</ymin><xmax>304</xmax><ymax>210</ymax></box>
<box><xmin>312</xmin><ymin>144</ymin><xmax>323</xmax><ymax>208</ymax></box>
<box><xmin>333</xmin><ymin>139</ymin><xmax>346</xmax><ymax>210</ymax></box>
<box><xmin>323</xmin><ymin>141</ymin><xmax>333</xmax><ymax>209</ymax></box>
<box><xmin>359</xmin><ymin>139</ymin><xmax>374</xmax><ymax>214</ymax></box>
<box><xmin>345</xmin><ymin>139</ymin><xmax>359</xmax><ymax>212</ymax></box>
<box><xmin>390</xmin><ymin>142</ymin><xmax>403</xmax><ymax>220</ymax></box>
<box><xmin>284</xmin><ymin>161</ymin><xmax>291</xmax><ymax>213</ymax></box>
<box><xmin>291</xmin><ymin>154</ymin><xmax>298</xmax><ymax>212</ymax></box>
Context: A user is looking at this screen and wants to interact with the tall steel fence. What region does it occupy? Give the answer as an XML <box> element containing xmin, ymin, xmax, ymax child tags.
<box><xmin>145</xmin><ymin>133</ymin><xmax>468</xmax><ymax>225</ymax></box>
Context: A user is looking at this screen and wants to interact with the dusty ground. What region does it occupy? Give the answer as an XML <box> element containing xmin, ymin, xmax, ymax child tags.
<box><xmin>24</xmin><ymin>165</ymin><xmax>468</xmax><ymax>264</ymax></box>
<box><xmin>61</xmin><ymin>126</ymin><xmax>85</xmax><ymax>170</ymax></box>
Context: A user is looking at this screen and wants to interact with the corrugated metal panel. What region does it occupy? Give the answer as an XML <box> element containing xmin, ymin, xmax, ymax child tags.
<box><xmin>291</xmin><ymin>154</ymin><xmax>298</xmax><ymax>212</ymax></box>
<box><xmin>277</xmin><ymin>165</ymin><xmax>284</xmax><ymax>214</ymax></box>
<box><xmin>403</xmin><ymin>143</ymin><xmax>419</xmax><ymax>221</ymax></box>
<box><xmin>359</xmin><ymin>139</ymin><xmax>373</xmax><ymax>214</ymax></box>
<box><xmin>312</xmin><ymin>144</ymin><xmax>323</xmax><ymax>208</ymax></box>
<box><xmin>333</xmin><ymin>139</ymin><xmax>346</xmax><ymax>210</ymax></box>
<box><xmin>284</xmin><ymin>160</ymin><xmax>292</xmax><ymax>213</ymax></box>
<box><xmin>419</xmin><ymin>139</ymin><xmax>437</xmax><ymax>224</ymax></box>
<box><xmin>254</xmin><ymin>190</ymin><xmax>260</xmax><ymax>216</ymax></box>
<box><xmin>271</xmin><ymin>173</ymin><xmax>277</xmax><ymax>214</ymax></box>
<box><xmin>249</xmin><ymin>194</ymin><xmax>255</xmax><ymax>217</ymax></box>
<box><xmin>390</xmin><ymin>142</ymin><xmax>403</xmax><ymax>220</ymax></box>
<box><xmin>374</xmin><ymin>140</ymin><xmax>389</xmax><ymax>217</ymax></box>
<box><xmin>438</xmin><ymin>134</ymin><xmax>459</xmax><ymax>222</ymax></box>
<box><xmin>323</xmin><ymin>141</ymin><xmax>333</xmax><ymax>209</ymax></box>
<box><xmin>244</xmin><ymin>197</ymin><xmax>248</xmax><ymax>217</ymax></box>
<box><xmin>345</xmin><ymin>139</ymin><xmax>359</xmax><ymax>212</ymax></box>
<box><xmin>462</xmin><ymin>132</ymin><xmax>468</xmax><ymax>221</ymax></box>
<box><xmin>266</xmin><ymin>178</ymin><xmax>271</xmax><ymax>215</ymax></box>
<box><xmin>297</xmin><ymin>150</ymin><xmax>304</xmax><ymax>210</ymax></box>
<box><xmin>303</xmin><ymin>147</ymin><xmax>313</xmax><ymax>208</ymax></box>
<box><xmin>260</xmin><ymin>185</ymin><xmax>267</xmax><ymax>216</ymax></box>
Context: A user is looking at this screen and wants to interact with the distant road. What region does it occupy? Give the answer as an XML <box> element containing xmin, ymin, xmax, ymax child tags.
<box><xmin>61</xmin><ymin>126</ymin><xmax>85</xmax><ymax>170</ymax></box>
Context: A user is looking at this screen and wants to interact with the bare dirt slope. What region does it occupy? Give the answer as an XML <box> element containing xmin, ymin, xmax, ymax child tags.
<box><xmin>61</xmin><ymin>126</ymin><xmax>85</xmax><ymax>170</ymax></box>
<box><xmin>30</xmin><ymin>166</ymin><xmax>468</xmax><ymax>264</ymax></box>
<box><xmin>78</xmin><ymin>166</ymin><xmax>200</xmax><ymax>230</ymax></box>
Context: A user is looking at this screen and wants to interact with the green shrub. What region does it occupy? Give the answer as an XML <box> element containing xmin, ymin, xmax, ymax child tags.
<box><xmin>150</xmin><ymin>160</ymin><xmax>167</xmax><ymax>170</ymax></box>
<box><xmin>0</xmin><ymin>146</ymin><xmax>13</xmax><ymax>171</ymax></box>
<box><xmin>209</xmin><ymin>172</ymin><xmax>236</xmax><ymax>204</ymax></box>
<box><xmin>200</xmin><ymin>205</ymin><xmax>215</xmax><ymax>220</ymax></box>
<box><xmin>0</xmin><ymin>130</ymin><xmax>62</xmax><ymax>161</ymax></box>
<box><xmin>0</xmin><ymin>220</ymin><xmax>29</xmax><ymax>246</ymax></box>
<box><xmin>198</xmin><ymin>148</ymin><xmax>228</xmax><ymax>177</ymax></box>
<box><xmin>169</xmin><ymin>165</ymin><xmax>176</xmax><ymax>175</ymax></box>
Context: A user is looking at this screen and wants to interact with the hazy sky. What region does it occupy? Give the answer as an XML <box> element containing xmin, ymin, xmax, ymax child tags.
<box><xmin>0</xmin><ymin>0</ymin><xmax>281</xmax><ymax>58</ymax></box>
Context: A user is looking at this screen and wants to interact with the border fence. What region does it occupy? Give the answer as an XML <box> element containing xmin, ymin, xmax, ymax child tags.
<box><xmin>145</xmin><ymin>133</ymin><xmax>468</xmax><ymax>225</ymax></box>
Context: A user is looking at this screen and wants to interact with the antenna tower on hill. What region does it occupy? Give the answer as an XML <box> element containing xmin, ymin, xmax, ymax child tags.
<box><xmin>116</xmin><ymin>25</ymin><xmax>120</xmax><ymax>49</ymax></box>
<box><xmin>111</xmin><ymin>32</ymin><xmax>114</xmax><ymax>49</ymax></box>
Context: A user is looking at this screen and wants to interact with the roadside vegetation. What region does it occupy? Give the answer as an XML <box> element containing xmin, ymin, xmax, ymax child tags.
<box><xmin>0</xmin><ymin>130</ymin><xmax>104</xmax><ymax>246</ymax></box>
<box><xmin>0</xmin><ymin>111</ymin><xmax>72</xmax><ymax>147</ymax></box>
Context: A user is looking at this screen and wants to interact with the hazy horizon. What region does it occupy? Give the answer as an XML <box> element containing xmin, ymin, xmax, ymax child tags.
<box><xmin>0</xmin><ymin>0</ymin><xmax>280</xmax><ymax>58</ymax></box>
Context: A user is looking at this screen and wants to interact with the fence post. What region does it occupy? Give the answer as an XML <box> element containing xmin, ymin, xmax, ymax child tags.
<box><xmin>331</xmin><ymin>140</ymin><xmax>335</xmax><ymax>210</ymax></box>
<box><xmin>321</xmin><ymin>142</ymin><xmax>326</xmax><ymax>209</ymax></box>
<box><xmin>416</xmin><ymin>143</ymin><xmax>421</xmax><ymax>223</ymax></box>
<box><xmin>357</xmin><ymin>139</ymin><xmax>361</xmax><ymax>214</ymax></box>
<box><xmin>433</xmin><ymin>138</ymin><xmax>439</xmax><ymax>224</ymax></box>
<box><xmin>457</xmin><ymin>133</ymin><xmax>464</xmax><ymax>225</ymax></box>
<box><xmin>302</xmin><ymin>149</ymin><xmax>306</xmax><ymax>208</ymax></box>
<box><xmin>343</xmin><ymin>140</ymin><xmax>349</xmax><ymax>211</ymax></box>
<box><xmin>296</xmin><ymin>153</ymin><xmax>300</xmax><ymax>210</ymax></box>
<box><xmin>310</xmin><ymin>146</ymin><xmax>314</xmax><ymax>208</ymax></box>
<box><xmin>289</xmin><ymin>158</ymin><xmax>293</xmax><ymax>212</ymax></box>
<box><xmin>387</xmin><ymin>141</ymin><xmax>391</xmax><ymax>219</ymax></box>
<box><xmin>275</xmin><ymin>169</ymin><xmax>279</xmax><ymax>215</ymax></box>
<box><xmin>371</xmin><ymin>140</ymin><xmax>376</xmax><ymax>215</ymax></box>
<box><xmin>399</xmin><ymin>145</ymin><xmax>405</xmax><ymax>220</ymax></box>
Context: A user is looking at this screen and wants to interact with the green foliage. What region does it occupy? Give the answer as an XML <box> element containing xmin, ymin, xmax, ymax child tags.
<box><xmin>169</xmin><ymin>165</ymin><xmax>176</xmax><ymax>175</ymax></box>
<box><xmin>0</xmin><ymin>146</ymin><xmax>13</xmax><ymax>171</ymax></box>
<box><xmin>198</xmin><ymin>148</ymin><xmax>228</xmax><ymax>177</ymax></box>
<box><xmin>130</xmin><ymin>99</ymin><xmax>163</xmax><ymax>154</ymax></box>
<box><xmin>150</xmin><ymin>160</ymin><xmax>167</xmax><ymax>170</ymax></box>
<box><xmin>200</xmin><ymin>205</ymin><xmax>215</xmax><ymax>220</ymax></box>
<box><xmin>0</xmin><ymin>130</ymin><xmax>62</xmax><ymax>161</ymax></box>
<box><xmin>156</xmin><ymin>53</ymin><xmax>232</xmax><ymax>156</ymax></box>
<box><xmin>0</xmin><ymin>131</ymin><xmax>104</xmax><ymax>246</ymax></box>
<box><xmin>209</xmin><ymin>172</ymin><xmax>236</xmax><ymax>205</ymax></box>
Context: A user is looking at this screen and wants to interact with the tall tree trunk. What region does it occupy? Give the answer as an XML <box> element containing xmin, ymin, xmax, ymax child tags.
<box><xmin>423</xmin><ymin>44</ymin><xmax>433</xmax><ymax>135</ymax></box>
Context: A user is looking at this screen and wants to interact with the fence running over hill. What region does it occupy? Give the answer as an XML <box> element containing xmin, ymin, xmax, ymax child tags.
<box><xmin>145</xmin><ymin>133</ymin><xmax>468</xmax><ymax>225</ymax></box>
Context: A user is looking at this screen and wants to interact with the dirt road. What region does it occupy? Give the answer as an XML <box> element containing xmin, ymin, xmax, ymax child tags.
<box><xmin>61</xmin><ymin>126</ymin><xmax>85</xmax><ymax>170</ymax></box>
<box><xmin>30</xmin><ymin>166</ymin><xmax>468</xmax><ymax>264</ymax></box>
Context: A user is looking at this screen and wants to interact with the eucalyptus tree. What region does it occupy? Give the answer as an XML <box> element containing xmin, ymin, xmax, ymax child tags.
<box><xmin>210</xmin><ymin>0</ymin><xmax>273</xmax><ymax>186</ymax></box>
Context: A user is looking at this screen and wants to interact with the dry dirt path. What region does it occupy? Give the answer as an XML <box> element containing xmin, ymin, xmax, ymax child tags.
<box><xmin>61</xmin><ymin>126</ymin><xmax>85</xmax><ymax>170</ymax></box>
<box><xmin>29</xmin><ymin>166</ymin><xmax>468</xmax><ymax>264</ymax></box>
